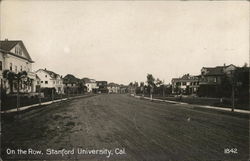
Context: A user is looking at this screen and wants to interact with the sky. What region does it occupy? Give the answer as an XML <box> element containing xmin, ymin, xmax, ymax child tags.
<box><xmin>0</xmin><ymin>1</ymin><xmax>249</xmax><ymax>85</ymax></box>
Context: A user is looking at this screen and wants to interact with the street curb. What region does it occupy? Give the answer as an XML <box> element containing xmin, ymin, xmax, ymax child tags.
<box><xmin>131</xmin><ymin>94</ymin><xmax>250</xmax><ymax>115</ymax></box>
<box><xmin>1</xmin><ymin>94</ymin><xmax>96</xmax><ymax>114</ymax></box>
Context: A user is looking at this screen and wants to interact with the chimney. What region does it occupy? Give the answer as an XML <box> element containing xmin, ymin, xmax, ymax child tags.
<box><xmin>45</xmin><ymin>68</ymin><xmax>47</xmax><ymax>70</ymax></box>
<box><xmin>4</xmin><ymin>38</ymin><xmax>8</xmax><ymax>41</ymax></box>
<box><xmin>224</xmin><ymin>63</ymin><xmax>226</xmax><ymax>67</ymax></box>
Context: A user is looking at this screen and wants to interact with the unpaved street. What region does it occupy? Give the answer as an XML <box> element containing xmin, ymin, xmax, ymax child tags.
<box><xmin>2</xmin><ymin>94</ymin><xmax>249</xmax><ymax>160</ymax></box>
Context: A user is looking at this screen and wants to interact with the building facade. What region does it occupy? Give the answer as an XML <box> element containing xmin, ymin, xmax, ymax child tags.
<box><xmin>97</xmin><ymin>81</ymin><xmax>108</xmax><ymax>93</ymax></box>
<box><xmin>171</xmin><ymin>74</ymin><xmax>199</xmax><ymax>95</ymax></box>
<box><xmin>107</xmin><ymin>83</ymin><xmax>120</xmax><ymax>93</ymax></box>
<box><xmin>36</xmin><ymin>69</ymin><xmax>64</xmax><ymax>94</ymax></box>
<box><xmin>82</xmin><ymin>78</ymin><xmax>98</xmax><ymax>93</ymax></box>
<box><xmin>200</xmin><ymin>64</ymin><xmax>236</xmax><ymax>85</ymax></box>
<box><xmin>0</xmin><ymin>40</ymin><xmax>38</xmax><ymax>94</ymax></box>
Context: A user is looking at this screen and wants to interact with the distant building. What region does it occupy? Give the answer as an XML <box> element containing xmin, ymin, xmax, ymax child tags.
<box><xmin>63</xmin><ymin>74</ymin><xmax>79</xmax><ymax>87</ymax></box>
<box><xmin>107</xmin><ymin>83</ymin><xmax>120</xmax><ymax>93</ymax></box>
<box><xmin>97</xmin><ymin>81</ymin><xmax>108</xmax><ymax>93</ymax></box>
<box><xmin>83</xmin><ymin>78</ymin><xmax>98</xmax><ymax>93</ymax></box>
<box><xmin>171</xmin><ymin>74</ymin><xmax>199</xmax><ymax>95</ymax></box>
<box><xmin>200</xmin><ymin>64</ymin><xmax>236</xmax><ymax>85</ymax></box>
<box><xmin>119</xmin><ymin>85</ymin><xmax>128</xmax><ymax>94</ymax></box>
<box><xmin>0</xmin><ymin>39</ymin><xmax>38</xmax><ymax>94</ymax></box>
<box><xmin>36</xmin><ymin>68</ymin><xmax>64</xmax><ymax>94</ymax></box>
<box><xmin>63</xmin><ymin>74</ymin><xmax>86</xmax><ymax>94</ymax></box>
<box><xmin>198</xmin><ymin>64</ymin><xmax>237</xmax><ymax>97</ymax></box>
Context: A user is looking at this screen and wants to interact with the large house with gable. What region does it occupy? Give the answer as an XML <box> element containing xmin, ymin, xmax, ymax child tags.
<box><xmin>0</xmin><ymin>39</ymin><xmax>39</xmax><ymax>94</ymax></box>
<box><xmin>171</xmin><ymin>74</ymin><xmax>200</xmax><ymax>95</ymax></box>
<box><xmin>200</xmin><ymin>64</ymin><xmax>237</xmax><ymax>85</ymax></box>
<box><xmin>36</xmin><ymin>68</ymin><xmax>64</xmax><ymax>94</ymax></box>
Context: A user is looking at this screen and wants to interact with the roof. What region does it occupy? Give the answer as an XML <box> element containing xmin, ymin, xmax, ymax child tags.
<box><xmin>0</xmin><ymin>40</ymin><xmax>33</xmax><ymax>62</ymax></box>
<box><xmin>0</xmin><ymin>40</ymin><xmax>20</xmax><ymax>51</ymax></box>
<box><xmin>37</xmin><ymin>69</ymin><xmax>61</xmax><ymax>79</ymax></box>
<box><xmin>202</xmin><ymin>64</ymin><xmax>236</xmax><ymax>76</ymax></box>
<box><xmin>108</xmin><ymin>82</ymin><xmax>120</xmax><ymax>87</ymax></box>
<box><xmin>172</xmin><ymin>74</ymin><xmax>199</xmax><ymax>82</ymax></box>
<box><xmin>82</xmin><ymin>78</ymin><xmax>96</xmax><ymax>83</ymax></box>
<box><xmin>202</xmin><ymin>67</ymin><xmax>224</xmax><ymax>76</ymax></box>
<box><xmin>63</xmin><ymin>74</ymin><xmax>80</xmax><ymax>84</ymax></box>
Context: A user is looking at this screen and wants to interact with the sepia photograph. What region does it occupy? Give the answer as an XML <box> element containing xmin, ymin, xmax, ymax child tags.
<box><xmin>0</xmin><ymin>0</ymin><xmax>249</xmax><ymax>160</ymax></box>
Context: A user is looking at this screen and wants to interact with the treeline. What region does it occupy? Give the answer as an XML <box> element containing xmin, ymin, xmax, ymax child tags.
<box><xmin>129</xmin><ymin>74</ymin><xmax>172</xmax><ymax>96</ymax></box>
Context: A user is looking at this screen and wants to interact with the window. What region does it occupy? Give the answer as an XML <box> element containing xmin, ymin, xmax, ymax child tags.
<box><xmin>214</xmin><ymin>78</ymin><xmax>217</xmax><ymax>83</ymax></box>
<box><xmin>10</xmin><ymin>63</ymin><xmax>12</xmax><ymax>71</ymax></box>
<box><xmin>45</xmin><ymin>81</ymin><xmax>48</xmax><ymax>84</ymax></box>
<box><xmin>41</xmin><ymin>81</ymin><xmax>43</xmax><ymax>83</ymax></box>
<box><xmin>45</xmin><ymin>75</ymin><xmax>47</xmax><ymax>78</ymax></box>
<box><xmin>182</xmin><ymin>82</ymin><xmax>186</xmax><ymax>85</ymax></box>
<box><xmin>53</xmin><ymin>81</ymin><xmax>55</xmax><ymax>84</ymax></box>
<box><xmin>15</xmin><ymin>66</ymin><xmax>17</xmax><ymax>73</ymax></box>
<box><xmin>20</xmin><ymin>66</ymin><xmax>23</xmax><ymax>71</ymax></box>
<box><xmin>0</xmin><ymin>61</ymin><xmax>2</xmax><ymax>70</ymax></box>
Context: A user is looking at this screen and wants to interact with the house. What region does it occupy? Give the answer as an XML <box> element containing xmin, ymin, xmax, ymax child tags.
<box><xmin>35</xmin><ymin>68</ymin><xmax>64</xmax><ymax>94</ymax></box>
<box><xmin>97</xmin><ymin>81</ymin><xmax>108</xmax><ymax>93</ymax></box>
<box><xmin>82</xmin><ymin>78</ymin><xmax>98</xmax><ymax>93</ymax></box>
<box><xmin>171</xmin><ymin>74</ymin><xmax>200</xmax><ymax>95</ymax></box>
<box><xmin>107</xmin><ymin>82</ymin><xmax>120</xmax><ymax>93</ymax></box>
<box><xmin>63</xmin><ymin>74</ymin><xmax>86</xmax><ymax>94</ymax></box>
<box><xmin>0</xmin><ymin>39</ymin><xmax>39</xmax><ymax>94</ymax></box>
<box><xmin>198</xmin><ymin>64</ymin><xmax>237</xmax><ymax>97</ymax></box>
<box><xmin>119</xmin><ymin>85</ymin><xmax>128</xmax><ymax>94</ymax></box>
<box><xmin>200</xmin><ymin>64</ymin><xmax>237</xmax><ymax>85</ymax></box>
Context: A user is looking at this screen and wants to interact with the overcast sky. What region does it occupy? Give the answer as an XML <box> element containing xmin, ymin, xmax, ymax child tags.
<box><xmin>0</xmin><ymin>1</ymin><xmax>249</xmax><ymax>85</ymax></box>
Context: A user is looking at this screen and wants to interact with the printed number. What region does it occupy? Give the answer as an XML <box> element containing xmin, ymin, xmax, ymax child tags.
<box><xmin>224</xmin><ymin>148</ymin><xmax>238</xmax><ymax>154</ymax></box>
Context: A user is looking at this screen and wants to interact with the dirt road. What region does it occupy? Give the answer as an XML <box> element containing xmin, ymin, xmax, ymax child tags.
<box><xmin>2</xmin><ymin>94</ymin><xmax>249</xmax><ymax>160</ymax></box>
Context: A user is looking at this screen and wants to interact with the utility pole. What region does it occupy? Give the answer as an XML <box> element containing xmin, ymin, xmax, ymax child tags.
<box><xmin>17</xmin><ymin>80</ymin><xmax>20</xmax><ymax>111</ymax></box>
<box><xmin>0</xmin><ymin>79</ymin><xmax>2</xmax><ymax>113</ymax></box>
<box><xmin>39</xmin><ymin>85</ymin><xmax>41</xmax><ymax>105</ymax></box>
<box><xmin>52</xmin><ymin>89</ymin><xmax>54</xmax><ymax>102</ymax></box>
<box><xmin>231</xmin><ymin>70</ymin><xmax>235</xmax><ymax>112</ymax></box>
<box><xmin>163</xmin><ymin>80</ymin><xmax>165</xmax><ymax>99</ymax></box>
<box><xmin>231</xmin><ymin>84</ymin><xmax>235</xmax><ymax>112</ymax></box>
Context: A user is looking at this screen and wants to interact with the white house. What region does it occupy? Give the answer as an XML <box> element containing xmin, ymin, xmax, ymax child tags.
<box><xmin>36</xmin><ymin>68</ymin><xmax>64</xmax><ymax>94</ymax></box>
<box><xmin>0</xmin><ymin>39</ymin><xmax>39</xmax><ymax>94</ymax></box>
<box><xmin>83</xmin><ymin>78</ymin><xmax>98</xmax><ymax>92</ymax></box>
<box><xmin>107</xmin><ymin>83</ymin><xmax>120</xmax><ymax>93</ymax></box>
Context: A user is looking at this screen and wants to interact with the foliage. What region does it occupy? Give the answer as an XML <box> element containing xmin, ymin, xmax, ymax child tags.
<box><xmin>2</xmin><ymin>70</ymin><xmax>28</xmax><ymax>93</ymax></box>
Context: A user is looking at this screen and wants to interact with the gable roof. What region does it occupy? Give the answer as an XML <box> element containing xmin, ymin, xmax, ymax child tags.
<box><xmin>108</xmin><ymin>82</ymin><xmax>120</xmax><ymax>87</ymax></box>
<box><xmin>172</xmin><ymin>74</ymin><xmax>199</xmax><ymax>82</ymax></box>
<box><xmin>0</xmin><ymin>40</ymin><xmax>34</xmax><ymax>63</ymax></box>
<box><xmin>37</xmin><ymin>69</ymin><xmax>61</xmax><ymax>79</ymax></box>
<box><xmin>63</xmin><ymin>74</ymin><xmax>80</xmax><ymax>84</ymax></box>
<box><xmin>202</xmin><ymin>64</ymin><xmax>236</xmax><ymax>76</ymax></box>
<box><xmin>203</xmin><ymin>67</ymin><xmax>224</xmax><ymax>76</ymax></box>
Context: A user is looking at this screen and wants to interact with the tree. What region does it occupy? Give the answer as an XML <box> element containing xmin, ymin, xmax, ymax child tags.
<box><xmin>3</xmin><ymin>70</ymin><xmax>15</xmax><ymax>93</ymax></box>
<box><xmin>155</xmin><ymin>78</ymin><xmax>163</xmax><ymax>87</ymax></box>
<box><xmin>147</xmin><ymin>74</ymin><xmax>155</xmax><ymax>99</ymax></box>
<box><xmin>140</xmin><ymin>82</ymin><xmax>144</xmax><ymax>95</ymax></box>
<box><xmin>3</xmin><ymin>70</ymin><xmax>28</xmax><ymax>109</ymax></box>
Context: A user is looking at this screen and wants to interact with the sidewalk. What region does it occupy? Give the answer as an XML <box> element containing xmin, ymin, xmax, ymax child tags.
<box><xmin>131</xmin><ymin>94</ymin><xmax>250</xmax><ymax>115</ymax></box>
<box><xmin>1</xmin><ymin>94</ymin><xmax>96</xmax><ymax>114</ymax></box>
